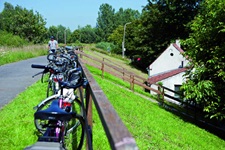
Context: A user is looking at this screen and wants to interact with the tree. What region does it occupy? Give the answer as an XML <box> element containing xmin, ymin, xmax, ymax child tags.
<box><xmin>114</xmin><ymin>8</ymin><xmax>140</xmax><ymax>27</ymax></box>
<box><xmin>127</xmin><ymin>0</ymin><xmax>201</xmax><ymax>69</ymax></box>
<box><xmin>69</xmin><ymin>29</ymin><xmax>80</xmax><ymax>43</ymax></box>
<box><xmin>0</xmin><ymin>2</ymin><xmax>47</xmax><ymax>43</ymax></box>
<box><xmin>107</xmin><ymin>8</ymin><xmax>141</xmax><ymax>55</ymax></box>
<box><xmin>47</xmin><ymin>25</ymin><xmax>71</xmax><ymax>44</ymax></box>
<box><xmin>79</xmin><ymin>25</ymin><xmax>97</xmax><ymax>43</ymax></box>
<box><xmin>181</xmin><ymin>0</ymin><xmax>225</xmax><ymax>121</ymax></box>
<box><xmin>96</xmin><ymin>3</ymin><xmax>116</xmax><ymax>42</ymax></box>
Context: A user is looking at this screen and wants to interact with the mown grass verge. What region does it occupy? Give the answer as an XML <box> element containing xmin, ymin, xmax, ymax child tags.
<box><xmin>0</xmin><ymin>64</ymin><xmax>225</xmax><ymax>149</ymax></box>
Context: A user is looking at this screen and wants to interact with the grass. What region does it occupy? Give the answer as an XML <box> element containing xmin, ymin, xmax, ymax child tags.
<box><xmin>0</xmin><ymin>45</ymin><xmax>47</xmax><ymax>65</ymax></box>
<box><xmin>0</xmin><ymin>44</ymin><xmax>225</xmax><ymax>149</ymax></box>
<box><xmin>0</xmin><ymin>65</ymin><xmax>224</xmax><ymax>149</ymax></box>
<box><xmin>0</xmin><ymin>80</ymin><xmax>47</xmax><ymax>150</ymax></box>
<box><xmin>88</xmin><ymin>65</ymin><xmax>225</xmax><ymax>150</ymax></box>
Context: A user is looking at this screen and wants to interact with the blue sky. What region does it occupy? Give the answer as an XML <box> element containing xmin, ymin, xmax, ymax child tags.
<box><xmin>0</xmin><ymin>0</ymin><xmax>148</xmax><ymax>31</ymax></box>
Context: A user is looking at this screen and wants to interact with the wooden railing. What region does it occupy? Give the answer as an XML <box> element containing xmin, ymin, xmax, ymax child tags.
<box><xmin>78</xmin><ymin>59</ymin><xmax>138</xmax><ymax>150</ymax></box>
<box><xmin>75</xmin><ymin>50</ymin><xmax>166</xmax><ymax>149</ymax></box>
<box><xmin>76</xmin><ymin>49</ymin><xmax>225</xmax><ymax>143</ymax></box>
<box><xmin>76</xmin><ymin>50</ymin><xmax>163</xmax><ymax>98</ymax></box>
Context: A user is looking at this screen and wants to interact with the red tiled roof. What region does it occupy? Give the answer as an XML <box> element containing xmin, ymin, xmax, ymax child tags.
<box><xmin>173</xmin><ymin>43</ymin><xmax>184</xmax><ymax>53</ymax></box>
<box><xmin>148</xmin><ymin>67</ymin><xmax>188</xmax><ymax>84</ymax></box>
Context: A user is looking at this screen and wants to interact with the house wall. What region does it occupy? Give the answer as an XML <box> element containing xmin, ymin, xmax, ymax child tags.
<box><xmin>149</xmin><ymin>44</ymin><xmax>189</xmax><ymax>76</ymax></box>
<box><xmin>150</xmin><ymin>72</ymin><xmax>186</xmax><ymax>103</ymax></box>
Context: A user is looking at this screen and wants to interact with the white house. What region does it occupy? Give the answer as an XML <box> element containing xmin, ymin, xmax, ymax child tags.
<box><xmin>147</xmin><ymin>40</ymin><xmax>189</xmax><ymax>99</ymax></box>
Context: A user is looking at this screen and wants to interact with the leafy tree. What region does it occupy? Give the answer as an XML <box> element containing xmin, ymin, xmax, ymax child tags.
<box><xmin>0</xmin><ymin>2</ymin><xmax>14</xmax><ymax>31</ymax></box>
<box><xmin>114</xmin><ymin>8</ymin><xmax>140</xmax><ymax>27</ymax></box>
<box><xmin>69</xmin><ymin>25</ymin><xmax>97</xmax><ymax>44</ymax></box>
<box><xmin>181</xmin><ymin>0</ymin><xmax>225</xmax><ymax>121</ymax></box>
<box><xmin>48</xmin><ymin>26</ymin><xmax>58</xmax><ymax>41</ymax></box>
<box><xmin>69</xmin><ymin>28</ymin><xmax>81</xmax><ymax>43</ymax></box>
<box><xmin>107</xmin><ymin>8</ymin><xmax>141</xmax><ymax>54</ymax></box>
<box><xmin>108</xmin><ymin>25</ymin><xmax>124</xmax><ymax>54</ymax></box>
<box><xmin>127</xmin><ymin>0</ymin><xmax>201</xmax><ymax>69</ymax></box>
<box><xmin>96</xmin><ymin>3</ymin><xmax>116</xmax><ymax>42</ymax></box>
<box><xmin>79</xmin><ymin>25</ymin><xmax>97</xmax><ymax>43</ymax></box>
<box><xmin>47</xmin><ymin>25</ymin><xmax>71</xmax><ymax>44</ymax></box>
<box><xmin>0</xmin><ymin>2</ymin><xmax>47</xmax><ymax>43</ymax></box>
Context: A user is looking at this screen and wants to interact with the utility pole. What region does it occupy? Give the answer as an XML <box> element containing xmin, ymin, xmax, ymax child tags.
<box><xmin>122</xmin><ymin>22</ymin><xmax>131</xmax><ymax>58</ymax></box>
<box><xmin>64</xmin><ymin>29</ymin><xmax>67</xmax><ymax>45</ymax></box>
<box><xmin>57</xmin><ymin>31</ymin><xmax>61</xmax><ymax>42</ymax></box>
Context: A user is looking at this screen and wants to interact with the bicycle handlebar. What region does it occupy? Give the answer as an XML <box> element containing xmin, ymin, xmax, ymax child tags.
<box><xmin>31</xmin><ymin>64</ymin><xmax>47</xmax><ymax>69</ymax></box>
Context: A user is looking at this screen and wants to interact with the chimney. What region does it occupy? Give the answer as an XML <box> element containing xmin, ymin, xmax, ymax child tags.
<box><xmin>176</xmin><ymin>39</ymin><xmax>180</xmax><ymax>48</ymax></box>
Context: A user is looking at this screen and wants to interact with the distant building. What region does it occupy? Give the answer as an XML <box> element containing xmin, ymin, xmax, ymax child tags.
<box><xmin>147</xmin><ymin>40</ymin><xmax>189</xmax><ymax>99</ymax></box>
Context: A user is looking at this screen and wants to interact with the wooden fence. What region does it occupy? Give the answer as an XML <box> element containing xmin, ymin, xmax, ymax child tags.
<box><xmin>76</xmin><ymin>49</ymin><xmax>225</xmax><ymax>141</ymax></box>
<box><xmin>77</xmin><ymin>58</ymin><xmax>139</xmax><ymax>149</ymax></box>
<box><xmin>76</xmin><ymin>50</ymin><xmax>163</xmax><ymax>98</ymax></box>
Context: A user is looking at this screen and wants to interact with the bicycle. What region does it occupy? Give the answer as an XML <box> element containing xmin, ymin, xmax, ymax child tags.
<box><xmin>32</xmin><ymin>51</ymin><xmax>79</xmax><ymax>97</ymax></box>
<box><xmin>26</xmin><ymin>64</ymin><xmax>88</xmax><ymax>150</ymax></box>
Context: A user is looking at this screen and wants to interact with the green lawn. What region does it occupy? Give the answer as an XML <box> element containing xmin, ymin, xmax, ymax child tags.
<box><xmin>0</xmin><ymin>45</ymin><xmax>225</xmax><ymax>150</ymax></box>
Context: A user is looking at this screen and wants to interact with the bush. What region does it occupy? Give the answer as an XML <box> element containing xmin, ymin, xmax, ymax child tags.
<box><xmin>0</xmin><ymin>31</ymin><xmax>28</xmax><ymax>47</ymax></box>
<box><xmin>96</xmin><ymin>42</ymin><xmax>116</xmax><ymax>52</ymax></box>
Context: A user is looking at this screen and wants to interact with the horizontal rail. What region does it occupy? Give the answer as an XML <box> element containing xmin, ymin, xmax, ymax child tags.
<box><xmin>75</xmin><ymin>50</ymin><xmax>162</xmax><ymax>95</ymax></box>
<box><xmin>79</xmin><ymin>60</ymin><xmax>138</xmax><ymax>150</ymax></box>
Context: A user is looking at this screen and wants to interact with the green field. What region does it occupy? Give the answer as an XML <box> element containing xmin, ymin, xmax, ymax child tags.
<box><xmin>0</xmin><ymin>45</ymin><xmax>225</xmax><ymax>149</ymax></box>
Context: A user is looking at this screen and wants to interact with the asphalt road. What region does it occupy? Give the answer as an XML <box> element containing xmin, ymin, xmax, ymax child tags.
<box><xmin>0</xmin><ymin>56</ymin><xmax>48</xmax><ymax>109</ymax></box>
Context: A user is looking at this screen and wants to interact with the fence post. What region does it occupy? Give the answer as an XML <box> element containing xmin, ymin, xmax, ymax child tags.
<box><xmin>80</xmin><ymin>50</ymin><xmax>83</xmax><ymax>58</ymax></box>
<box><xmin>85</xmin><ymin>86</ymin><xmax>93</xmax><ymax>149</ymax></box>
<box><xmin>101</xmin><ymin>58</ymin><xmax>105</xmax><ymax>78</ymax></box>
<box><xmin>122</xmin><ymin>68</ymin><xmax>125</xmax><ymax>81</ymax></box>
<box><xmin>158</xmin><ymin>86</ymin><xmax>164</xmax><ymax>105</ymax></box>
<box><xmin>162</xmin><ymin>87</ymin><xmax>165</xmax><ymax>104</ymax></box>
<box><xmin>130</xmin><ymin>75</ymin><xmax>134</xmax><ymax>91</ymax></box>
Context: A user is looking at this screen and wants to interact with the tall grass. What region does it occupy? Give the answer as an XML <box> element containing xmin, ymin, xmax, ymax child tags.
<box><xmin>0</xmin><ymin>45</ymin><xmax>47</xmax><ymax>65</ymax></box>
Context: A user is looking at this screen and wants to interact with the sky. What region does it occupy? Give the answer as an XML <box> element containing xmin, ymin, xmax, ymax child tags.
<box><xmin>0</xmin><ymin>0</ymin><xmax>148</xmax><ymax>31</ymax></box>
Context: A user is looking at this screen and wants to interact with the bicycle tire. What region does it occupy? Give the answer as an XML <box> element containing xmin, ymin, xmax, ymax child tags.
<box><xmin>34</xmin><ymin>96</ymin><xmax>84</xmax><ymax>134</ymax></box>
<box><xmin>46</xmin><ymin>80</ymin><xmax>53</xmax><ymax>97</ymax></box>
<box><xmin>64</xmin><ymin>114</ymin><xmax>85</xmax><ymax>150</ymax></box>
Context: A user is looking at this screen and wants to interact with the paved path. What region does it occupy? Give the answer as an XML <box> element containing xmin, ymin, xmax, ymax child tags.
<box><xmin>0</xmin><ymin>56</ymin><xmax>48</xmax><ymax>109</ymax></box>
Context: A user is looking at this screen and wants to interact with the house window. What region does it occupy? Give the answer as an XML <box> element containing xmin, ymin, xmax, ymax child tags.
<box><xmin>174</xmin><ymin>85</ymin><xmax>181</xmax><ymax>98</ymax></box>
<box><xmin>169</xmin><ymin>49</ymin><xmax>174</xmax><ymax>56</ymax></box>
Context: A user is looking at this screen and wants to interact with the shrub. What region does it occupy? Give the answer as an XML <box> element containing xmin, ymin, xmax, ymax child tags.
<box><xmin>0</xmin><ymin>31</ymin><xmax>28</xmax><ymax>47</ymax></box>
<box><xmin>96</xmin><ymin>42</ymin><xmax>116</xmax><ymax>52</ymax></box>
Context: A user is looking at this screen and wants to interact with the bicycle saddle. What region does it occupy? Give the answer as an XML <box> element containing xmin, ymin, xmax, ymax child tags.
<box><xmin>34</xmin><ymin>100</ymin><xmax>74</xmax><ymax>121</ymax></box>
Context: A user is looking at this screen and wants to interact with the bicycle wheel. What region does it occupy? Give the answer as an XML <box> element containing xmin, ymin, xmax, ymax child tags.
<box><xmin>74</xmin><ymin>87</ymin><xmax>85</xmax><ymax>115</ymax></box>
<box><xmin>34</xmin><ymin>95</ymin><xmax>84</xmax><ymax>134</ymax></box>
<box><xmin>64</xmin><ymin>114</ymin><xmax>85</xmax><ymax>150</ymax></box>
<box><xmin>34</xmin><ymin>96</ymin><xmax>57</xmax><ymax>134</ymax></box>
<box><xmin>72</xmin><ymin>98</ymin><xmax>84</xmax><ymax>117</ymax></box>
<box><xmin>46</xmin><ymin>80</ymin><xmax>53</xmax><ymax>97</ymax></box>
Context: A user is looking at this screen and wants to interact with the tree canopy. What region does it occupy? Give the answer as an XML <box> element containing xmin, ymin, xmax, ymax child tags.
<box><xmin>181</xmin><ymin>0</ymin><xmax>225</xmax><ymax>120</ymax></box>
<box><xmin>0</xmin><ymin>2</ymin><xmax>47</xmax><ymax>43</ymax></box>
<box><xmin>124</xmin><ymin>0</ymin><xmax>201</xmax><ymax>69</ymax></box>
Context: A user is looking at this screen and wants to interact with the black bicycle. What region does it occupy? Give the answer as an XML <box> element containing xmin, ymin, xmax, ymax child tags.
<box><xmin>26</xmin><ymin>65</ymin><xmax>88</xmax><ymax>150</ymax></box>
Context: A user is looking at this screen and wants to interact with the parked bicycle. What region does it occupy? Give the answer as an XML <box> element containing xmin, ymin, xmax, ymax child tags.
<box><xmin>32</xmin><ymin>49</ymin><xmax>79</xmax><ymax>97</ymax></box>
<box><xmin>25</xmin><ymin>65</ymin><xmax>88</xmax><ymax>150</ymax></box>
